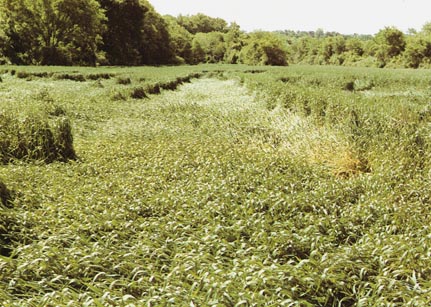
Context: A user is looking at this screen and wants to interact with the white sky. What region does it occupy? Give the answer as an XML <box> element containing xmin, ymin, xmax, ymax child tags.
<box><xmin>150</xmin><ymin>0</ymin><xmax>431</xmax><ymax>35</ymax></box>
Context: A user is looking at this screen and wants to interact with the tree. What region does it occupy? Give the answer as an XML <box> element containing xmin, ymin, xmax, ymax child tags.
<box><xmin>319</xmin><ymin>36</ymin><xmax>346</xmax><ymax>64</ymax></box>
<box><xmin>374</xmin><ymin>27</ymin><xmax>406</xmax><ymax>66</ymax></box>
<box><xmin>0</xmin><ymin>19</ymin><xmax>7</xmax><ymax>64</ymax></box>
<box><xmin>345</xmin><ymin>38</ymin><xmax>364</xmax><ymax>56</ymax></box>
<box><xmin>164</xmin><ymin>15</ymin><xmax>193</xmax><ymax>64</ymax></box>
<box><xmin>176</xmin><ymin>13</ymin><xmax>228</xmax><ymax>34</ymax></box>
<box><xmin>223</xmin><ymin>22</ymin><xmax>244</xmax><ymax>64</ymax></box>
<box><xmin>288</xmin><ymin>36</ymin><xmax>316</xmax><ymax>63</ymax></box>
<box><xmin>0</xmin><ymin>0</ymin><xmax>105</xmax><ymax>65</ymax></box>
<box><xmin>192</xmin><ymin>32</ymin><xmax>226</xmax><ymax>63</ymax></box>
<box><xmin>98</xmin><ymin>0</ymin><xmax>174</xmax><ymax>65</ymax></box>
<box><xmin>140</xmin><ymin>2</ymin><xmax>174</xmax><ymax>64</ymax></box>
<box><xmin>190</xmin><ymin>39</ymin><xmax>205</xmax><ymax>64</ymax></box>
<box><xmin>422</xmin><ymin>22</ymin><xmax>431</xmax><ymax>35</ymax></box>
<box><xmin>240</xmin><ymin>32</ymin><xmax>288</xmax><ymax>66</ymax></box>
<box><xmin>98</xmin><ymin>0</ymin><xmax>143</xmax><ymax>65</ymax></box>
<box><xmin>404</xmin><ymin>27</ymin><xmax>431</xmax><ymax>68</ymax></box>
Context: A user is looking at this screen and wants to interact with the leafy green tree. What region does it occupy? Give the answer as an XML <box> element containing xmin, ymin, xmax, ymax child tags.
<box><xmin>190</xmin><ymin>39</ymin><xmax>205</xmax><ymax>64</ymax></box>
<box><xmin>288</xmin><ymin>36</ymin><xmax>317</xmax><ymax>64</ymax></box>
<box><xmin>98</xmin><ymin>0</ymin><xmax>143</xmax><ymax>65</ymax></box>
<box><xmin>223</xmin><ymin>22</ymin><xmax>244</xmax><ymax>64</ymax></box>
<box><xmin>192</xmin><ymin>32</ymin><xmax>226</xmax><ymax>63</ymax></box>
<box><xmin>345</xmin><ymin>38</ymin><xmax>364</xmax><ymax>56</ymax></box>
<box><xmin>164</xmin><ymin>15</ymin><xmax>193</xmax><ymax>64</ymax></box>
<box><xmin>176</xmin><ymin>13</ymin><xmax>228</xmax><ymax>34</ymax></box>
<box><xmin>374</xmin><ymin>27</ymin><xmax>406</xmax><ymax>66</ymax></box>
<box><xmin>240</xmin><ymin>32</ymin><xmax>288</xmax><ymax>66</ymax></box>
<box><xmin>319</xmin><ymin>36</ymin><xmax>346</xmax><ymax>64</ymax></box>
<box><xmin>404</xmin><ymin>37</ymin><xmax>428</xmax><ymax>68</ymax></box>
<box><xmin>403</xmin><ymin>28</ymin><xmax>431</xmax><ymax>68</ymax></box>
<box><xmin>340</xmin><ymin>37</ymin><xmax>366</xmax><ymax>65</ymax></box>
<box><xmin>140</xmin><ymin>3</ymin><xmax>174</xmax><ymax>64</ymax></box>
<box><xmin>0</xmin><ymin>21</ymin><xmax>7</xmax><ymax>64</ymax></box>
<box><xmin>422</xmin><ymin>22</ymin><xmax>431</xmax><ymax>35</ymax></box>
<box><xmin>0</xmin><ymin>0</ymin><xmax>105</xmax><ymax>65</ymax></box>
<box><xmin>98</xmin><ymin>0</ymin><xmax>173</xmax><ymax>65</ymax></box>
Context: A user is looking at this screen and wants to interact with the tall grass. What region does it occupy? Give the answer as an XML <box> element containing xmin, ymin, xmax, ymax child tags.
<box><xmin>0</xmin><ymin>180</ymin><xmax>13</xmax><ymax>259</ymax></box>
<box><xmin>0</xmin><ymin>181</ymin><xmax>11</xmax><ymax>207</ymax></box>
<box><xmin>239</xmin><ymin>65</ymin><xmax>431</xmax><ymax>177</ymax></box>
<box><xmin>1</xmin><ymin>64</ymin><xmax>431</xmax><ymax>306</ymax></box>
<box><xmin>0</xmin><ymin>112</ymin><xmax>76</xmax><ymax>163</ymax></box>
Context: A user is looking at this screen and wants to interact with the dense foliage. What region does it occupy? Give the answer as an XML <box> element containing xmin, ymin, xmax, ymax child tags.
<box><xmin>0</xmin><ymin>0</ymin><xmax>176</xmax><ymax>66</ymax></box>
<box><xmin>98</xmin><ymin>0</ymin><xmax>174</xmax><ymax>65</ymax></box>
<box><xmin>281</xmin><ymin>25</ymin><xmax>431</xmax><ymax>68</ymax></box>
<box><xmin>0</xmin><ymin>0</ymin><xmax>105</xmax><ymax>65</ymax></box>
<box><xmin>239</xmin><ymin>32</ymin><xmax>288</xmax><ymax>66</ymax></box>
<box><xmin>1</xmin><ymin>64</ymin><xmax>431</xmax><ymax>305</ymax></box>
<box><xmin>0</xmin><ymin>0</ymin><xmax>430</xmax><ymax>67</ymax></box>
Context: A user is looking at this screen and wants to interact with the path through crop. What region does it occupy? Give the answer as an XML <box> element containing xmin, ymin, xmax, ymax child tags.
<box><xmin>87</xmin><ymin>77</ymin><xmax>261</xmax><ymax>142</ymax></box>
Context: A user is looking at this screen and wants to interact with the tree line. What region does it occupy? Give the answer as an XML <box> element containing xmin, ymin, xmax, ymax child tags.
<box><xmin>0</xmin><ymin>0</ymin><xmax>288</xmax><ymax>66</ymax></box>
<box><xmin>282</xmin><ymin>25</ymin><xmax>431</xmax><ymax>69</ymax></box>
<box><xmin>0</xmin><ymin>0</ymin><xmax>429</xmax><ymax>68</ymax></box>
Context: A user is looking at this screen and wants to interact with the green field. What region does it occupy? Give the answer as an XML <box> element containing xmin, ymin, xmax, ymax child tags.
<box><xmin>1</xmin><ymin>64</ymin><xmax>431</xmax><ymax>306</ymax></box>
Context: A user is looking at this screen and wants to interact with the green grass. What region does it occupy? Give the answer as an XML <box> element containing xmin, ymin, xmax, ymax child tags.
<box><xmin>1</xmin><ymin>64</ymin><xmax>431</xmax><ymax>306</ymax></box>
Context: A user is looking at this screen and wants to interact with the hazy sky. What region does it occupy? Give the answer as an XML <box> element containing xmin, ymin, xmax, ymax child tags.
<box><xmin>150</xmin><ymin>0</ymin><xmax>430</xmax><ymax>35</ymax></box>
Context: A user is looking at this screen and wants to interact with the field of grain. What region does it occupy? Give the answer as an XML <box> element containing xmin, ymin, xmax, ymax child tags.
<box><xmin>1</xmin><ymin>64</ymin><xmax>431</xmax><ymax>306</ymax></box>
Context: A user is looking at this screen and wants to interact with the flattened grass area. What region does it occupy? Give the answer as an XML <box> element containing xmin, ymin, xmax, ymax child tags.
<box><xmin>1</xmin><ymin>64</ymin><xmax>431</xmax><ymax>306</ymax></box>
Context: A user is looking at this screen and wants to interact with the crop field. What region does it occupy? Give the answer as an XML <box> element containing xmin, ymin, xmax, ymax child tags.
<box><xmin>1</xmin><ymin>64</ymin><xmax>431</xmax><ymax>306</ymax></box>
